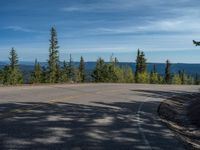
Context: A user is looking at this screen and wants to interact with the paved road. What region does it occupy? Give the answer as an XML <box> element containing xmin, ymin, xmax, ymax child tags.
<box><xmin>0</xmin><ymin>84</ymin><xmax>199</xmax><ymax>150</ymax></box>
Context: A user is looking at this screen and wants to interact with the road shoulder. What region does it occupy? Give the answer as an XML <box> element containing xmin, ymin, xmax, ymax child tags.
<box><xmin>158</xmin><ymin>93</ymin><xmax>200</xmax><ymax>150</ymax></box>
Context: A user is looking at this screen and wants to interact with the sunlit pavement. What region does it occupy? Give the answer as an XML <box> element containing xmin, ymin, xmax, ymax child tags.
<box><xmin>0</xmin><ymin>84</ymin><xmax>198</xmax><ymax>150</ymax></box>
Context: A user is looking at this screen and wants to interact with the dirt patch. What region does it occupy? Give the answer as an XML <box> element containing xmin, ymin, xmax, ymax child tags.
<box><xmin>158</xmin><ymin>93</ymin><xmax>200</xmax><ymax>150</ymax></box>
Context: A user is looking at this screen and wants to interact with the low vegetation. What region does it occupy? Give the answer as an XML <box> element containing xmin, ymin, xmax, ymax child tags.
<box><xmin>0</xmin><ymin>27</ymin><xmax>199</xmax><ymax>85</ymax></box>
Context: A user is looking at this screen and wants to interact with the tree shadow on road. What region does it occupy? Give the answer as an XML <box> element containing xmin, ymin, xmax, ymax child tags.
<box><xmin>131</xmin><ymin>89</ymin><xmax>200</xmax><ymax>149</ymax></box>
<box><xmin>0</xmin><ymin>90</ymin><xmax>193</xmax><ymax>150</ymax></box>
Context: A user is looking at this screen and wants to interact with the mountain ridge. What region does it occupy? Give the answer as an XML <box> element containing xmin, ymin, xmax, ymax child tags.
<box><xmin>0</xmin><ymin>61</ymin><xmax>199</xmax><ymax>75</ymax></box>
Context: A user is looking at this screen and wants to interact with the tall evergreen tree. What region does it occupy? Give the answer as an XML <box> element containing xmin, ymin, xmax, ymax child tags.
<box><xmin>194</xmin><ymin>73</ymin><xmax>199</xmax><ymax>85</ymax></box>
<box><xmin>60</xmin><ymin>61</ymin><xmax>68</xmax><ymax>83</ymax></box>
<box><xmin>186</xmin><ymin>74</ymin><xmax>194</xmax><ymax>85</ymax></box>
<box><xmin>114</xmin><ymin>57</ymin><xmax>118</xmax><ymax>65</ymax></box>
<box><xmin>135</xmin><ymin>49</ymin><xmax>140</xmax><ymax>78</ymax></box>
<box><xmin>106</xmin><ymin>63</ymin><xmax>117</xmax><ymax>82</ymax></box>
<box><xmin>165</xmin><ymin>60</ymin><xmax>171</xmax><ymax>84</ymax></box>
<box><xmin>150</xmin><ymin>64</ymin><xmax>159</xmax><ymax>84</ymax></box>
<box><xmin>0</xmin><ymin>69</ymin><xmax>3</xmax><ymax>84</ymax></box>
<box><xmin>158</xmin><ymin>75</ymin><xmax>164</xmax><ymax>84</ymax></box>
<box><xmin>92</xmin><ymin>57</ymin><xmax>134</xmax><ymax>83</ymax></box>
<box><xmin>67</xmin><ymin>54</ymin><xmax>75</xmax><ymax>81</ymax></box>
<box><xmin>92</xmin><ymin>58</ymin><xmax>105</xmax><ymax>82</ymax></box>
<box><xmin>79</xmin><ymin>56</ymin><xmax>85</xmax><ymax>82</ymax></box>
<box><xmin>135</xmin><ymin>49</ymin><xmax>148</xmax><ymax>83</ymax></box>
<box><xmin>41</xmin><ymin>66</ymin><xmax>47</xmax><ymax>83</ymax></box>
<box><xmin>178</xmin><ymin>70</ymin><xmax>187</xmax><ymax>85</ymax></box>
<box><xmin>3</xmin><ymin>48</ymin><xmax>23</xmax><ymax>85</ymax></box>
<box><xmin>31</xmin><ymin>59</ymin><xmax>42</xmax><ymax>84</ymax></box>
<box><xmin>3</xmin><ymin>66</ymin><xmax>9</xmax><ymax>84</ymax></box>
<box><xmin>55</xmin><ymin>63</ymin><xmax>61</xmax><ymax>83</ymax></box>
<box><xmin>140</xmin><ymin>51</ymin><xmax>147</xmax><ymax>73</ymax></box>
<box><xmin>124</xmin><ymin>67</ymin><xmax>134</xmax><ymax>83</ymax></box>
<box><xmin>47</xmin><ymin>27</ymin><xmax>60</xmax><ymax>83</ymax></box>
<box><xmin>153</xmin><ymin>64</ymin><xmax>156</xmax><ymax>74</ymax></box>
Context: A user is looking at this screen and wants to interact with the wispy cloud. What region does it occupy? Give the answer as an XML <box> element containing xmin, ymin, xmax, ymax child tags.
<box><xmin>1</xmin><ymin>0</ymin><xmax>200</xmax><ymax>62</ymax></box>
<box><xmin>61</xmin><ymin>0</ymin><xmax>149</xmax><ymax>12</ymax></box>
<box><xmin>62</xmin><ymin>7</ymin><xmax>84</xmax><ymax>12</ymax></box>
<box><xmin>137</xmin><ymin>18</ymin><xmax>200</xmax><ymax>34</ymax></box>
<box><xmin>87</xmin><ymin>17</ymin><xmax>200</xmax><ymax>36</ymax></box>
<box><xmin>4</xmin><ymin>26</ymin><xmax>35</xmax><ymax>33</ymax></box>
<box><xmin>61</xmin><ymin>0</ymin><xmax>200</xmax><ymax>14</ymax></box>
<box><xmin>60</xmin><ymin>0</ymin><xmax>200</xmax><ymax>37</ymax></box>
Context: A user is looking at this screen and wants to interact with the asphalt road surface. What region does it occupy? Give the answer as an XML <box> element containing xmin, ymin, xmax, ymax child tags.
<box><xmin>0</xmin><ymin>84</ymin><xmax>199</xmax><ymax>150</ymax></box>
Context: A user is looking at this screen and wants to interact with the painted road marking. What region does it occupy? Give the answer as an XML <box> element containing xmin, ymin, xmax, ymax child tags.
<box><xmin>135</xmin><ymin>91</ymin><xmax>183</xmax><ymax>150</ymax></box>
<box><xmin>137</xmin><ymin>98</ymin><xmax>152</xmax><ymax>150</ymax></box>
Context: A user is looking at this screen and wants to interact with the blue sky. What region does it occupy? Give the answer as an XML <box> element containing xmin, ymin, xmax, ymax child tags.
<box><xmin>0</xmin><ymin>0</ymin><xmax>200</xmax><ymax>63</ymax></box>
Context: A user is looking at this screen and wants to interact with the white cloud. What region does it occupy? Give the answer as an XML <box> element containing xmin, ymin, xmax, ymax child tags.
<box><xmin>89</xmin><ymin>16</ymin><xmax>200</xmax><ymax>36</ymax></box>
<box><xmin>61</xmin><ymin>7</ymin><xmax>84</xmax><ymax>12</ymax></box>
<box><xmin>4</xmin><ymin>26</ymin><xmax>35</xmax><ymax>33</ymax></box>
<box><xmin>61</xmin><ymin>0</ymin><xmax>157</xmax><ymax>12</ymax></box>
<box><xmin>138</xmin><ymin>17</ymin><xmax>200</xmax><ymax>33</ymax></box>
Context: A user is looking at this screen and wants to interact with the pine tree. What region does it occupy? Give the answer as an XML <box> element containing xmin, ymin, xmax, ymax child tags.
<box><xmin>107</xmin><ymin>64</ymin><xmax>115</xmax><ymax>82</ymax></box>
<box><xmin>41</xmin><ymin>66</ymin><xmax>47</xmax><ymax>83</ymax></box>
<box><xmin>114</xmin><ymin>66</ymin><xmax>124</xmax><ymax>82</ymax></box>
<box><xmin>0</xmin><ymin>69</ymin><xmax>3</xmax><ymax>84</ymax></box>
<box><xmin>194</xmin><ymin>73</ymin><xmax>199</xmax><ymax>85</ymax></box>
<box><xmin>92</xmin><ymin>58</ymin><xmax>105</xmax><ymax>82</ymax></box>
<box><xmin>79</xmin><ymin>56</ymin><xmax>85</xmax><ymax>82</ymax></box>
<box><xmin>60</xmin><ymin>61</ymin><xmax>68</xmax><ymax>83</ymax></box>
<box><xmin>172</xmin><ymin>74</ymin><xmax>182</xmax><ymax>84</ymax></box>
<box><xmin>93</xmin><ymin>56</ymin><xmax>124</xmax><ymax>83</ymax></box>
<box><xmin>158</xmin><ymin>75</ymin><xmax>164</xmax><ymax>84</ymax></box>
<box><xmin>140</xmin><ymin>51</ymin><xmax>147</xmax><ymax>73</ymax></box>
<box><xmin>186</xmin><ymin>75</ymin><xmax>194</xmax><ymax>85</ymax></box>
<box><xmin>31</xmin><ymin>59</ymin><xmax>42</xmax><ymax>84</ymax></box>
<box><xmin>67</xmin><ymin>54</ymin><xmax>75</xmax><ymax>82</ymax></box>
<box><xmin>165</xmin><ymin>60</ymin><xmax>171</xmax><ymax>84</ymax></box>
<box><xmin>107</xmin><ymin>54</ymin><xmax>120</xmax><ymax>82</ymax></box>
<box><xmin>3</xmin><ymin>66</ymin><xmax>9</xmax><ymax>84</ymax></box>
<box><xmin>114</xmin><ymin>57</ymin><xmax>118</xmax><ymax>65</ymax></box>
<box><xmin>47</xmin><ymin>27</ymin><xmax>60</xmax><ymax>83</ymax></box>
<box><xmin>74</xmin><ymin>68</ymin><xmax>82</xmax><ymax>83</ymax></box>
<box><xmin>150</xmin><ymin>64</ymin><xmax>159</xmax><ymax>84</ymax></box>
<box><xmin>55</xmin><ymin>63</ymin><xmax>61</xmax><ymax>83</ymax></box>
<box><xmin>124</xmin><ymin>67</ymin><xmax>134</xmax><ymax>83</ymax></box>
<box><xmin>3</xmin><ymin>48</ymin><xmax>23</xmax><ymax>85</ymax></box>
<box><xmin>135</xmin><ymin>49</ymin><xmax>140</xmax><ymax>79</ymax></box>
<box><xmin>110</xmin><ymin>53</ymin><xmax>114</xmax><ymax>63</ymax></box>
<box><xmin>135</xmin><ymin>50</ymin><xmax>148</xmax><ymax>83</ymax></box>
<box><xmin>153</xmin><ymin>64</ymin><xmax>156</xmax><ymax>74</ymax></box>
<box><xmin>137</xmin><ymin>72</ymin><xmax>149</xmax><ymax>83</ymax></box>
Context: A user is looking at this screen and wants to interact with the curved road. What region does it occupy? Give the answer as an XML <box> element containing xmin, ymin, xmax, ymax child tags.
<box><xmin>0</xmin><ymin>84</ymin><xmax>198</xmax><ymax>150</ymax></box>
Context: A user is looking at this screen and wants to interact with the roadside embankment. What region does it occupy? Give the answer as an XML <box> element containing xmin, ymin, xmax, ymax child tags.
<box><xmin>158</xmin><ymin>93</ymin><xmax>200</xmax><ymax>150</ymax></box>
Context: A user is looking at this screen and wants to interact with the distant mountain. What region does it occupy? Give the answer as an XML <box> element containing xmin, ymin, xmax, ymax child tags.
<box><xmin>0</xmin><ymin>61</ymin><xmax>199</xmax><ymax>83</ymax></box>
<box><xmin>116</xmin><ymin>63</ymin><xmax>200</xmax><ymax>75</ymax></box>
<box><xmin>84</xmin><ymin>62</ymin><xmax>200</xmax><ymax>75</ymax></box>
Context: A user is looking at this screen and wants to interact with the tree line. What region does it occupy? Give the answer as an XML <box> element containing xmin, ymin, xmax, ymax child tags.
<box><xmin>0</xmin><ymin>27</ymin><xmax>199</xmax><ymax>85</ymax></box>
